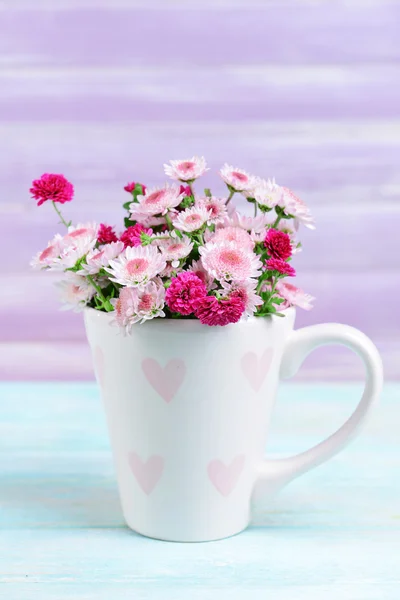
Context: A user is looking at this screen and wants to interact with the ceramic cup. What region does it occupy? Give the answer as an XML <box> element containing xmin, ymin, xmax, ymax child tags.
<box><xmin>84</xmin><ymin>307</ymin><xmax>383</xmax><ymax>542</ymax></box>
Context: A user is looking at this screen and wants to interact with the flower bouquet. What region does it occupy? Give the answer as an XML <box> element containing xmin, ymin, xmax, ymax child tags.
<box><xmin>31</xmin><ymin>156</ymin><xmax>314</xmax><ymax>329</ymax></box>
<box><xmin>29</xmin><ymin>158</ymin><xmax>385</xmax><ymax>545</ymax></box>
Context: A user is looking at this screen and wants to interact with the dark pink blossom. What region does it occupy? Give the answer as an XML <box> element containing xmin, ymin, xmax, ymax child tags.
<box><xmin>195</xmin><ymin>295</ymin><xmax>245</xmax><ymax>326</ymax></box>
<box><xmin>266</xmin><ymin>257</ymin><xmax>296</xmax><ymax>277</ymax></box>
<box><xmin>97</xmin><ymin>223</ymin><xmax>118</xmax><ymax>244</ymax></box>
<box><xmin>264</xmin><ymin>228</ymin><xmax>292</xmax><ymax>260</ymax></box>
<box><xmin>30</xmin><ymin>173</ymin><xmax>74</xmax><ymax>206</ymax></box>
<box><xmin>179</xmin><ymin>184</ymin><xmax>192</xmax><ymax>197</ymax></box>
<box><xmin>120</xmin><ymin>224</ymin><xmax>153</xmax><ymax>248</ymax></box>
<box><xmin>124</xmin><ymin>182</ymin><xmax>147</xmax><ymax>194</ymax></box>
<box><xmin>166</xmin><ymin>272</ymin><xmax>207</xmax><ymax>315</ymax></box>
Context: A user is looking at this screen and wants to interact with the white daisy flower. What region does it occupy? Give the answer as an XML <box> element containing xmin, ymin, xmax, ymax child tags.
<box><xmin>80</xmin><ymin>241</ymin><xmax>124</xmax><ymax>275</ymax></box>
<box><xmin>164</xmin><ymin>156</ymin><xmax>208</xmax><ymax>182</ymax></box>
<box><xmin>173</xmin><ymin>205</ymin><xmax>211</xmax><ymax>233</ymax></box>
<box><xmin>219</xmin><ymin>163</ymin><xmax>257</xmax><ymax>192</ymax></box>
<box><xmin>56</xmin><ymin>274</ymin><xmax>96</xmax><ymax>312</ymax></box>
<box><xmin>105</xmin><ymin>245</ymin><xmax>166</xmax><ymax>288</ymax></box>
<box><xmin>132</xmin><ymin>184</ymin><xmax>184</xmax><ymax>217</ymax></box>
<box><xmin>199</xmin><ymin>241</ymin><xmax>262</xmax><ymax>283</ymax></box>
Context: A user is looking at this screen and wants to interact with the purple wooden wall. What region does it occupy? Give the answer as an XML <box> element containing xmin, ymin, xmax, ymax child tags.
<box><xmin>1</xmin><ymin>0</ymin><xmax>399</xmax><ymax>380</ymax></box>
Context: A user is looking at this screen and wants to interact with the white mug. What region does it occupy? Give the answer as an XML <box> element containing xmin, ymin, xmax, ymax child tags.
<box><xmin>84</xmin><ymin>307</ymin><xmax>383</xmax><ymax>542</ymax></box>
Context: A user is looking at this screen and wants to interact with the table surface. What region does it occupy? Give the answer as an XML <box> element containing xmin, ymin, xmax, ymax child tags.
<box><xmin>0</xmin><ymin>382</ymin><xmax>398</xmax><ymax>599</ymax></box>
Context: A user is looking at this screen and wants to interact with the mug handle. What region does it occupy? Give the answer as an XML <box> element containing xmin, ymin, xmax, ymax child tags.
<box><xmin>254</xmin><ymin>323</ymin><xmax>383</xmax><ymax>496</ymax></box>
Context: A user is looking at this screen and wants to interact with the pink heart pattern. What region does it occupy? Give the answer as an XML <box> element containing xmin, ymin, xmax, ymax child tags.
<box><xmin>128</xmin><ymin>452</ymin><xmax>164</xmax><ymax>495</ymax></box>
<box><xmin>241</xmin><ymin>348</ymin><xmax>274</xmax><ymax>392</ymax></box>
<box><xmin>208</xmin><ymin>455</ymin><xmax>246</xmax><ymax>497</ymax></box>
<box><xmin>94</xmin><ymin>345</ymin><xmax>106</xmax><ymax>387</ymax></box>
<box><xmin>141</xmin><ymin>358</ymin><xmax>186</xmax><ymax>403</ymax></box>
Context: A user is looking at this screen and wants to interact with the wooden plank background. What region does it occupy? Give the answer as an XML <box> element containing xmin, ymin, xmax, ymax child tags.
<box><xmin>0</xmin><ymin>0</ymin><xmax>399</xmax><ymax>380</ymax></box>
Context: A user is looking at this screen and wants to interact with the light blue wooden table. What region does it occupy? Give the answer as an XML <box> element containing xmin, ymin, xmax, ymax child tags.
<box><xmin>0</xmin><ymin>382</ymin><xmax>398</xmax><ymax>599</ymax></box>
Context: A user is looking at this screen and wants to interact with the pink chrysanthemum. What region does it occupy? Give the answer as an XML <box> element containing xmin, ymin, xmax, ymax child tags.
<box><xmin>281</xmin><ymin>187</ymin><xmax>315</xmax><ymax>230</ymax></box>
<box><xmin>124</xmin><ymin>182</ymin><xmax>136</xmax><ymax>193</ymax></box>
<box><xmin>219</xmin><ymin>164</ymin><xmax>257</xmax><ymax>192</ymax></box>
<box><xmin>196</xmin><ymin>196</ymin><xmax>228</xmax><ymax>225</ymax></box>
<box><xmin>186</xmin><ymin>259</ymin><xmax>215</xmax><ymax>291</ymax></box>
<box><xmin>98</xmin><ymin>223</ymin><xmax>118</xmax><ymax>245</ymax></box>
<box><xmin>164</xmin><ymin>156</ymin><xmax>208</xmax><ymax>182</ymax></box>
<box><xmin>133</xmin><ymin>184</ymin><xmax>184</xmax><ymax>217</ymax></box>
<box><xmin>105</xmin><ymin>245</ymin><xmax>166</xmax><ymax>288</ymax></box>
<box><xmin>265</xmin><ymin>257</ymin><xmax>296</xmax><ymax>277</ymax></box>
<box><xmin>250</xmin><ymin>178</ymin><xmax>283</xmax><ymax>209</ymax></box>
<box><xmin>80</xmin><ymin>241</ymin><xmax>124</xmax><ymax>275</ymax></box>
<box><xmin>120</xmin><ymin>224</ymin><xmax>153</xmax><ymax>248</ymax></box>
<box><xmin>63</xmin><ymin>222</ymin><xmax>98</xmax><ymax>244</ymax></box>
<box><xmin>195</xmin><ymin>295</ymin><xmax>245</xmax><ymax>326</ymax></box>
<box><xmin>173</xmin><ymin>205</ymin><xmax>211</xmax><ymax>233</ymax></box>
<box><xmin>157</xmin><ymin>234</ymin><xmax>193</xmax><ymax>267</ymax></box>
<box><xmin>165</xmin><ymin>272</ymin><xmax>207</xmax><ymax>316</ymax></box>
<box><xmin>227</xmin><ymin>211</ymin><xmax>271</xmax><ymax>234</ymax></box>
<box><xmin>264</xmin><ymin>228</ymin><xmax>292</xmax><ymax>260</ymax></box>
<box><xmin>111</xmin><ymin>279</ymin><xmax>166</xmax><ymax>332</ymax></box>
<box><xmin>276</xmin><ymin>281</ymin><xmax>315</xmax><ymax>311</ymax></box>
<box><xmin>199</xmin><ymin>241</ymin><xmax>262</xmax><ymax>282</ymax></box>
<box><xmin>30</xmin><ymin>173</ymin><xmax>74</xmax><ymax>206</ymax></box>
<box><xmin>31</xmin><ymin>234</ymin><xmax>63</xmax><ymax>270</ymax></box>
<box><xmin>210</xmin><ymin>226</ymin><xmax>254</xmax><ymax>250</ymax></box>
<box><xmin>220</xmin><ymin>279</ymin><xmax>262</xmax><ymax>318</ymax></box>
<box><xmin>56</xmin><ymin>274</ymin><xmax>95</xmax><ymax>312</ymax></box>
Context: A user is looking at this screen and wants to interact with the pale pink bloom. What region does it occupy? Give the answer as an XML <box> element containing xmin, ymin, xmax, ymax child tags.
<box><xmin>105</xmin><ymin>245</ymin><xmax>166</xmax><ymax>288</ymax></box>
<box><xmin>276</xmin><ymin>281</ymin><xmax>315</xmax><ymax>311</ymax></box>
<box><xmin>280</xmin><ymin>187</ymin><xmax>315</xmax><ymax>230</ymax></box>
<box><xmin>55</xmin><ymin>233</ymin><xmax>97</xmax><ymax>270</ymax></box>
<box><xmin>219</xmin><ymin>164</ymin><xmax>257</xmax><ymax>192</ymax></box>
<box><xmin>199</xmin><ymin>241</ymin><xmax>262</xmax><ymax>283</ymax></box>
<box><xmin>251</xmin><ymin>178</ymin><xmax>283</xmax><ymax>209</ymax></box>
<box><xmin>80</xmin><ymin>241</ymin><xmax>124</xmax><ymax>275</ymax></box>
<box><xmin>226</xmin><ymin>210</ymin><xmax>271</xmax><ymax>234</ymax></box>
<box><xmin>133</xmin><ymin>184</ymin><xmax>184</xmax><ymax>217</ymax></box>
<box><xmin>173</xmin><ymin>205</ymin><xmax>211</xmax><ymax>233</ymax></box>
<box><xmin>220</xmin><ymin>279</ymin><xmax>262</xmax><ymax>318</ymax></box>
<box><xmin>31</xmin><ymin>234</ymin><xmax>63</xmax><ymax>270</ymax></box>
<box><xmin>129</xmin><ymin>213</ymin><xmax>167</xmax><ymax>228</ymax></box>
<box><xmin>186</xmin><ymin>259</ymin><xmax>215</xmax><ymax>291</ymax></box>
<box><xmin>111</xmin><ymin>280</ymin><xmax>166</xmax><ymax>332</ymax></box>
<box><xmin>56</xmin><ymin>274</ymin><xmax>95</xmax><ymax>312</ymax></box>
<box><xmin>209</xmin><ymin>226</ymin><xmax>254</xmax><ymax>250</ymax></box>
<box><xmin>63</xmin><ymin>222</ymin><xmax>98</xmax><ymax>245</ymax></box>
<box><xmin>164</xmin><ymin>156</ymin><xmax>208</xmax><ymax>182</ymax></box>
<box><xmin>196</xmin><ymin>196</ymin><xmax>228</xmax><ymax>225</ymax></box>
<box><xmin>159</xmin><ymin>263</ymin><xmax>182</xmax><ymax>278</ymax></box>
<box><xmin>158</xmin><ymin>234</ymin><xmax>194</xmax><ymax>267</ymax></box>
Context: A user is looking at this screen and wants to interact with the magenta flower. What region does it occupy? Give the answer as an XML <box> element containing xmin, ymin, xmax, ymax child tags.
<box><xmin>30</xmin><ymin>173</ymin><xmax>74</xmax><ymax>206</ymax></box>
<box><xmin>195</xmin><ymin>295</ymin><xmax>245</xmax><ymax>326</ymax></box>
<box><xmin>264</xmin><ymin>228</ymin><xmax>292</xmax><ymax>260</ymax></box>
<box><xmin>266</xmin><ymin>257</ymin><xmax>296</xmax><ymax>277</ymax></box>
<box><xmin>120</xmin><ymin>224</ymin><xmax>153</xmax><ymax>248</ymax></box>
<box><xmin>166</xmin><ymin>272</ymin><xmax>207</xmax><ymax>316</ymax></box>
<box><xmin>124</xmin><ymin>182</ymin><xmax>147</xmax><ymax>194</ymax></box>
<box><xmin>179</xmin><ymin>185</ymin><xmax>192</xmax><ymax>196</ymax></box>
<box><xmin>98</xmin><ymin>223</ymin><xmax>118</xmax><ymax>245</ymax></box>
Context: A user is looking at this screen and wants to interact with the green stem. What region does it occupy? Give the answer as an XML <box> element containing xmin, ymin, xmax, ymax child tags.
<box><xmin>87</xmin><ymin>275</ymin><xmax>107</xmax><ymax>304</ymax></box>
<box><xmin>272</xmin><ymin>213</ymin><xmax>283</xmax><ymax>229</ymax></box>
<box><xmin>52</xmin><ymin>201</ymin><xmax>70</xmax><ymax>228</ymax></box>
<box><xmin>165</xmin><ymin>212</ymin><xmax>173</xmax><ymax>231</ymax></box>
<box><xmin>254</xmin><ymin>202</ymin><xmax>258</xmax><ymax>218</ymax></box>
<box><xmin>226</xmin><ymin>189</ymin><xmax>235</xmax><ymax>205</ymax></box>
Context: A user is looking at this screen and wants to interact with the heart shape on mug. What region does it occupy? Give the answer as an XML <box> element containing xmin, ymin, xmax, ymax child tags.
<box><xmin>128</xmin><ymin>452</ymin><xmax>164</xmax><ymax>495</ymax></box>
<box><xmin>208</xmin><ymin>455</ymin><xmax>246</xmax><ymax>497</ymax></box>
<box><xmin>241</xmin><ymin>348</ymin><xmax>274</xmax><ymax>393</ymax></box>
<box><xmin>94</xmin><ymin>345</ymin><xmax>106</xmax><ymax>387</ymax></box>
<box><xmin>141</xmin><ymin>358</ymin><xmax>186</xmax><ymax>403</ymax></box>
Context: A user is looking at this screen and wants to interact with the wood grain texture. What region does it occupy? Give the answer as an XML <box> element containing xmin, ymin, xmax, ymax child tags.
<box><xmin>0</xmin><ymin>382</ymin><xmax>398</xmax><ymax>597</ymax></box>
<box><xmin>2</xmin><ymin>65</ymin><xmax>400</xmax><ymax>121</ymax></box>
<box><xmin>1</xmin><ymin>3</ymin><xmax>399</xmax><ymax>66</ymax></box>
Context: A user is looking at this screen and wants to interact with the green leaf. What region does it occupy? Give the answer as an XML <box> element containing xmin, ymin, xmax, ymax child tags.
<box><xmin>124</xmin><ymin>217</ymin><xmax>134</xmax><ymax>228</ymax></box>
<box><xmin>204</xmin><ymin>188</ymin><xmax>212</xmax><ymax>197</ymax></box>
<box><xmin>123</xmin><ymin>201</ymin><xmax>132</xmax><ymax>210</ymax></box>
<box><xmin>271</xmin><ymin>296</ymin><xmax>284</xmax><ymax>304</ymax></box>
